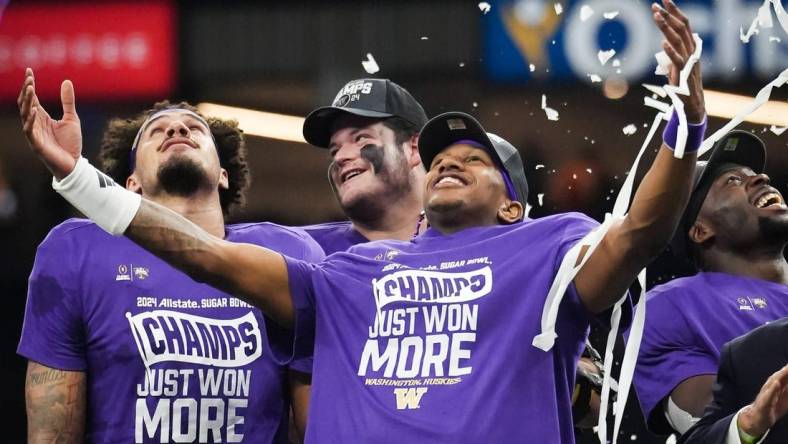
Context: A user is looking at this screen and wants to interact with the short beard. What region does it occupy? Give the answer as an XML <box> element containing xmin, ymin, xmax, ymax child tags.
<box><xmin>157</xmin><ymin>156</ymin><xmax>211</xmax><ymax>198</ymax></box>
<box><xmin>340</xmin><ymin>144</ymin><xmax>412</xmax><ymax>225</ymax></box>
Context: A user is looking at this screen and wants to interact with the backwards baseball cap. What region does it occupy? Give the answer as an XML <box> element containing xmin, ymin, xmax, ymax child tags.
<box><xmin>303</xmin><ymin>78</ymin><xmax>428</xmax><ymax>148</ymax></box>
<box><xmin>669</xmin><ymin>130</ymin><xmax>767</xmax><ymax>261</ymax></box>
<box><xmin>417</xmin><ymin>111</ymin><xmax>529</xmax><ymax>205</ymax></box>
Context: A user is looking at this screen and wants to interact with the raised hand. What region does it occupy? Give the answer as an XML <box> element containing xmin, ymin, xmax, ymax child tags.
<box><xmin>18</xmin><ymin>68</ymin><xmax>83</xmax><ymax>180</ymax></box>
<box><xmin>652</xmin><ymin>0</ymin><xmax>705</xmax><ymax>123</ymax></box>
<box><xmin>738</xmin><ymin>364</ymin><xmax>788</xmax><ymax>439</ymax></box>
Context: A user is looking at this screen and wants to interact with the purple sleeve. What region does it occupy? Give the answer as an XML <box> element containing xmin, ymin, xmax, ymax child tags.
<box><xmin>559</xmin><ymin>214</ymin><xmax>634</xmax><ymax>331</ymax></box>
<box><xmin>634</xmin><ymin>291</ymin><xmax>718</xmax><ymax>422</ymax></box>
<box><xmin>17</xmin><ymin>230</ymin><xmax>86</xmax><ymax>370</ymax></box>
<box><xmin>265</xmin><ymin>255</ymin><xmax>319</xmax><ymax>367</ymax></box>
<box><xmin>286</xmin><ymin>235</ymin><xmax>324</xmax><ymax>374</ymax></box>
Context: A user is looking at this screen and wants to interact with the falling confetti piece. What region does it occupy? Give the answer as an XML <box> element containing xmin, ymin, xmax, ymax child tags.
<box><xmin>362</xmin><ymin>53</ymin><xmax>379</xmax><ymax>74</ymax></box>
<box><xmin>554</xmin><ymin>3</ymin><xmax>563</xmax><ymax>15</ymax></box>
<box><xmin>538</xmin><ymin>193</ymin><xmax>545</xmax><ymax>206</ymax></box>
<box><xmin>572</xmin><ymin>173</ymin><xmax>577</xmax><ymax>179</ymax></box>
<box><xmin>654</xmin><ymin>51</ymin><xmax>671</xmax><ymax>75</ymax></box>
<box><xmin>598</xmin><ymin>49</ymin><xmax>616</xmax><ymax>65</ymax></box>
<box><xmin>420</xmin><ymin>36</ymin><xmax>429</xmax><ymax>40</ymax></box>
<box><xmin>588</xmin><ymin>73</ymin><xmax>602</xmax><ymax>83</ymax></box>
<box><xmin>535</xmin><ymin>164</ymin><xmax>545</xmax><ymax>170</ymax></box>
<box><xmin>770</xmin><ymin>125</ymin><xmax>787</xmax><ymax>135</ymax></box>
<box><xmin>472</xmin><ymin>102</ymin><xmax>479</xmax><ymax>108</ymax></box>
<box><xmin>541</xmin><ymin>94</ymin><xmax>560</xmax><ymax>121</ymax></box>
<box><xmin>586</xmin><ymin>168</ymin><xmax>593</xmax><ymax>174</ymax></box>
<box><xmin>459</xmin><ymin>62</ymin><xmax>466</xmax><ymax>67</ymax></box>
<box><xmin>529</xmin><ymin>63</ymin><xmax>536</xmax><ymax>72</ymax></box>
<box><xmin>612</xmin><ymin>59</ymin><xmax>621</xmax><ymax>67</ymax></box>
<box><xmin>770</xmin><ymin>36</ymin><xmax>782</xmax><ymax>42</ymax></box>
<box><xmin>580</xmin><ymin>4</ymin><xmax>594</xmax><ymax>21</ymax></box>
<box><xmin>478</xmin><ymin>2</ymin><xmax>491</xmax><ymax>14</ymax></box>
<box><xmin>622</xmin><ymin>124</ymin><xmax>637</xmax><ymax>135</ymax></box>
<box><xmin>603</xmin><ymin>11</ymin><xmax>619</xmax><ymax>19</ymax></box>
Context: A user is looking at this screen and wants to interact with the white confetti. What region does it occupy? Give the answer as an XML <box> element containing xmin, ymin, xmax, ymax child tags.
<box><xmin>524</xmin><ymin>202</ymin><xmax>532</xmax><ymax>218</ymax></box>
<box><xmin>478</xmin><ymin>2</ymin><xmax>491</xmax><ymax>14</ymax></box>
<box><xmin>472</xmin><ymin>102</ymin><xmax>479</xmax><ymax>108</ymax></box>
<box><xmin>420</xmin><ymin>36</ymin><xmax>429</xmax><ymax>40</ymax></box>
<box><xmin>572</xmin><ymin>173</ymin><xmax>577</xmax><ymax>179</ymax></box>
<box><xmin>580</xmin><ymin>4</ymin><xmax>594</xmax><ymax>21</ymax></box>
<box><xmin>362</xmin><ymin>53</ymin><xmax>379</xmax><ymax>74</ymax></box>
<box><xmin>586</xmin><ymin>168</ymin><xmax>593</xmax><ymax>174</ymax></box>
<box><xmin>612</xmin><ymin>59</ymin><xmax>621</xmax><ymax>67</ymax></box>
<box><xmin>654</xmin><ymin>51</ymin><xmax>671</xmax><ymax>76</ymax></box>
<box><xmin>642</xmin><ymin>83</ymin><xmax>667</xmax><ymax>97</ymax></box>
<box><xmin>538</xmin><ymin>193</ymin><xmax>545</xmax><ymax>206</ymax></box>
<box><xmin>770</xmin><ymin>36</ymin><xmax>782</xmax><ymax>42</ymax></box>
<box><xmin>459</xmin><ymin>62</ymin><xmax>466</xmax><ymax>67</ymax></box>
<box><xmin>740</xmin><ymin>0</ymin><xmax>773</xmax><ymax>43</ymax></box>
<box><xmin>770</xmin><ymin>125</ymin><xmax>787</xmax><ymax>135</ymax></box>
<box><xmin>644</xmin><ymin>96</ymin><xmax>671</xmax><ymax>114</ymax></box>
<box><xmin>541</xmin><ymin>94</ymin><xmax>560</xmax><ymax>121</ymax></box>
<box><xmin>622</xmin><ymin>124</ymin><xmax>637</xmax><ymax>135</ymax></box>
<box><xmin>554</xmin><ymin>3</ymin><xmax>563</xmax><ymax>15</ymax></box>
<box><xmin>603</xmin><ymin>11</ymin><xmax>619</xmax><ymax>19</ymax></box>
<box><xmin>598</xmin><ymin>49</ymin><xmax>616</xmax><ymax>65</ymax></box>
<box><xmin>588</xmin><ymin>73</ymin><xmax>602</xmax><ymax>83</ymax></box>
<box><xmin>529</xmin><ymin>63</ymin><xmax>536</xmax><ymax>72</ymax></box>
<box><xmin>535</xmin><ymin>164</ymin><xmax>545</xmax><ymax>170</ymax></box>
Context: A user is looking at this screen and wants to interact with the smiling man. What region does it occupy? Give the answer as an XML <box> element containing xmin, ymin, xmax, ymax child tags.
<box><xmin>16</xmin><ymin>92</ymin><xmax>323</xmax><ymax>443</ymax></box>
<box><xmin>18</xmin><ymin>2</ymin><xmax>704</xmax><ymax>441</ymax></box>
<box><xmin>300</xmin><ymin>78</ymin><xmax>428</xmax><ymax>254</ymax></box>
<box><xmin>633</xmin><ymin>130</ymin><xmax>788</xmax><ymax>438</ymax></box>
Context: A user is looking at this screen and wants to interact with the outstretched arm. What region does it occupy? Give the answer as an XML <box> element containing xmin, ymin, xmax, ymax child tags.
<box><xmin>575</xmin><ymin>0</ymin><xmax>704</xmax><ymax>313</ymax></box>
<box><xmin>126</xmin><ymin>199</ymin><xmax>295</xmax><ymax>326</ymax></box>
<box><xmin>18</xmin><ymin>69</ymin><xmax>296</xmax><ymax>327</ymax></box>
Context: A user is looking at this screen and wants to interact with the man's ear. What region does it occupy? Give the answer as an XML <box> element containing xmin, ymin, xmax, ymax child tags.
<box><xmin>497</xmin><ymin>200</ymin><xmax>524</xmax><ymax>224</ymax></box>
<box><xmin>218</xmin><ymin>168</ymin><xmax>229</xmax><ymax>190</ymax></box>
<box><xmin>688</xmin><ymin>219</ymin><xmax>714</xmax><ymax>246</ymax></box>
<box><xmin>406</xmin><ymin>135</ymin><xmax>422</xmax><ymax>169</ymax></box>
<box><xmin>126</xmin><ymin>174</ymin><xmax>142</xmax><ymax>194</ymax></box>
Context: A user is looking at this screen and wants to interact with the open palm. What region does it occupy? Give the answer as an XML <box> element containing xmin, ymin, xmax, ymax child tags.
<box><xmin>18</xmin><ymin>68</ymin><xmax>82</xmax><ymax>180</ymax></box>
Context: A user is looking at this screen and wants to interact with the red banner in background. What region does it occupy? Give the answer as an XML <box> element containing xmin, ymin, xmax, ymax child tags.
<box><xmin>0</xmin><ymin>1</ymin><xmax>175</xmax><ymax>101</ymax></box>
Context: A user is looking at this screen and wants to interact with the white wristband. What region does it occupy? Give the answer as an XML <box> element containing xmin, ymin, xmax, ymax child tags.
<box><xmin>52</xmin><ymin>157</ymin><xmax>141</xmax><ymax>235</ymax></box>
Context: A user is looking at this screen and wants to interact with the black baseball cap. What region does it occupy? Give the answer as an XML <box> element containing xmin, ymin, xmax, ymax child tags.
<box><xmin>669</xmin><ymin>130</ymin><xmax>767</xmax><ymax>261</ymax></box>
<box><xmin>303</xmin><ymin>78</ymin><xmax>428</xmax><ymax>148</ymax></box>
<box><xmin>418</xmin><ymin>111</ymin><xmax>529</xmax><ymax>205</ymax></box>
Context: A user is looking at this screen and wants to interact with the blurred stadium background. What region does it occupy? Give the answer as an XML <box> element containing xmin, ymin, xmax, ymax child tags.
<box><xmin>0</xmin><ymin>0</ymin><xmax>785</xmax><ymax>442</ymax></box>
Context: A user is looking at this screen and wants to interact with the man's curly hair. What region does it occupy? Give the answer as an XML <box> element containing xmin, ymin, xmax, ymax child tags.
<box><xmin>97</xmin><ymin>101</ymin><xmax>250</xmax><ymax>216</ymax></box>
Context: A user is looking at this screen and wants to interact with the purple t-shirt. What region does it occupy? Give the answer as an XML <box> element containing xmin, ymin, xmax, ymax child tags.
<box><xmin>18</xmin><ymin>219</ymin><xmax>324</xmax><ymax>444</ymax></box>
<box><xmin>634</xmin><ymin>271</ymin><xmax>788</xmax><ymax>424</ymax></box>
<box><xmin>277</xmin><ymin>212</ymin><xmax>603</xmax><ymax>443</ymax></box>
<box><xmin>302</xmin><ymin>221</ymin><xmax>368</xmax><ymax>255</ymax></box>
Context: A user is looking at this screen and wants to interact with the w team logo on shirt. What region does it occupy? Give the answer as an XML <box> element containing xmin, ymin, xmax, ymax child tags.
<box><xmin>737</xmin><ymin>296</ymin><xmax>768</xmax><ymax>311</ymax></box>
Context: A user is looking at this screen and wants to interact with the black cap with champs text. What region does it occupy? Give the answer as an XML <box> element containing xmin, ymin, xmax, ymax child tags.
<box><xmin>302</xmin><ymin>78</ymin><xmax>428</xmax><ymax>148</ymax></box>
<box><xmin>417</xmin><ymin>111</ymin><xmax>529</xmax><ymax>206</ymax></box>
<box><xmin>669</xmin><ymin>130</ymin><xmax>767</xmax><ymax>262</ymax></box>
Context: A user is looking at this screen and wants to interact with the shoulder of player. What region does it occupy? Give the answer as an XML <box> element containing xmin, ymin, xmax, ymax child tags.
<box><xmin>299</xmin><ymin>220</ymin><xmax>352</xmax><ymax>235</ymax></box>
<box><xmin>645</xmin><ymin>274</ymin><xmax>705</xmax><ymax>307</ymax></box>
<box><xmin>39</xmin><ymin>217</ymin><xmax>108</xmax><ymax>247</ymax></box>
<box><xmin>506</xmin><ymin>211</ymin><xmax>599</xmax><ymax>238</ymax></box>
<box><xmin>227</xmin><ymin>221</ymin><xmax>315</xmax><ymax>242</ymax></box>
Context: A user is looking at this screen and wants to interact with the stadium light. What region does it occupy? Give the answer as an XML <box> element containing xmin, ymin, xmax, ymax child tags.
<box><xmin>704</xmin><ymin>89</ymin><xmax>788</xmax><ymax>127</ymax></box>
<box><xmin>196</xmin><ymin>103</ymin><xmax>307</xmax><ymax>144</ymax></box>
